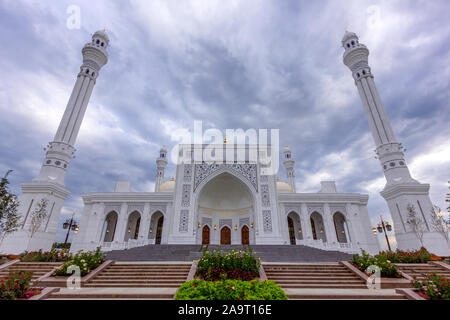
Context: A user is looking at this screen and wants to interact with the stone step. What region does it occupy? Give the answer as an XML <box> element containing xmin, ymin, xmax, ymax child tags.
<box><xmin>265</xmin><ymin>275</ymin><xmax>358</xmax><ymax>280</ymax></box>
<box><xmin>88</xmin><ymin>280</ymin><xmax>185</xmax><ymax>285</ymax></box>
<box><xmin>83</xmin><ymin>283</ymin><xmax>182</xmax><ymax>288</ymax></box>
<box><xmin>288</xmin><ymin>293</ymin><xmax>407</xmax><ymax>300</ymax></box>
<box><xmin>47</xmin><ymin>288</ymin><xmax>176</xmax><ymax>299</ymax></box>
<box><xmin>95</xmin><ymin>275</ymin><xmax>187</xmax><ymax>280</ymax></box>
<box><xmin>99</xmin><ymin>272</ymin><xmax>189</xmax><ymax>277</ymax></box>
<box><xmin>278</xmin><ymin>283</ymin><xmax>368</xmax><ymax>289</ymax></box>
<box><xmin>271</xmin><ymin>279</ymin><xmax>364</xmax><ymax>284</ymax></box>
<box><xmin>265</xmin><ymin>272</ymin><xmax>353</xmax><ymax>276</ymax></box>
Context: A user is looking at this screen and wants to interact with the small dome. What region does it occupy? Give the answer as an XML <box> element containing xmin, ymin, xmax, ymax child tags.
<box><xmin>276</xmin><ymin>180</ymin><xmax>293</xmax><ymax>193</ymax></box>
<box><xmin>158</xmin><ymin>179</ymin><xmax>175</xmax><ymax>192</ymax></box>
<box><xmin>284</xmin><ymin>145</ymin><xmax>291</xmax><ymax>152</ymax></box>
<box><xmin>93</xmin><ymin>29</ymin><xmax>110</xmax><ymax>44</ymax></box>
<box><xmin>342</xmin><ymin>31</ymin><xmax>358</xmax><ymax>44</ymax></box>
<box><xmin>160</xmin><ymin>145</ymin><xmax>167</xmax><ymax>153</ymax></box>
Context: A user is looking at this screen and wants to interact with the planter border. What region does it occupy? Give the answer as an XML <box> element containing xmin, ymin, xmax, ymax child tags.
<box><xmin>28</xmin><ymin>287</ymin><xmax>60</xmax><ymax>300</ymax></box>
<box><xmin>186</xmin><ymin>260</ymin><xmax>198</xmax><ymax>281</ymax></box>
<box><xmin>340</xmin><ymin>261</ymin><xmax>412</xmax><ymax>289</ymax></box>
<box><xmin>37</xmin><ymin>260</ymin><xmax>114</xmax><ymax>287</ymax></box>
<box><xmin>431</xmin><ymin>261</ymin><xmax>450</xmax><ymax>271</ymax></box>
<box><xmin>0</xmin><ymin>259</ymin><xmax>20</xmax><ymax>271</ymax></box>
<box><xmin>395</xmin><ymin>288</ymin><xmax>426</xmax><ymax>300</ymax></box>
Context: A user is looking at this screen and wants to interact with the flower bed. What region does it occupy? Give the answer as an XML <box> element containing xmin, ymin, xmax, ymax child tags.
<box><xmin>175</xmin><ymin>279</ymin><xmax>288</xmax><ymax>300</ymax></box>
<box><xmin>377</xmin><ymin>247</ymin><xmax>432</xmax><ymax>264</ymax></box>
<box><xmin>195</xmin><ymin>247</ymin><xmax>261</xmax><ymax>281</ymax></box>
<box><xmin>351</xmin><ymin>250</ymin><xmax>402</xmax><ymax>278</ymax></box>
<box><xmin>20</xmin><ymin>249</ymin><xmax>72</xmax><ymax>262</ymax></box>
<box><xmin>413</xmin><ymin>273</ymin><xmax>449</xmax><ymax>300</ymax></box>
<box><xmin>0</xmin><ymin>270</ymin><xmax>42</xmax><ymax>300</ymax></box>
<box><xmin>52</xmin><ymin>247</ymin><xmax>105</xmax><ymax>277</ymax></box>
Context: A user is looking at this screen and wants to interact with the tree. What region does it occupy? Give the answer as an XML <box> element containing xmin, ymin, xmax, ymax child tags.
<box><xmin>406</xmin><ymin>203</ymin><xmax>426</xmax><ymax>248</ymax></box>
<box><xmin>0</xmin><ymin>170</ymin><xmax>21</xmax><ymax>246</ymax></box>
<box><xmin>430</xmin><ymin>205</ymin><xmax>450</xmax><ymax>246</ymax></box>
<box><xmin>28</xmin><ymin>198</ymin><xmax>48</xmax><ymax>241</ymax></box>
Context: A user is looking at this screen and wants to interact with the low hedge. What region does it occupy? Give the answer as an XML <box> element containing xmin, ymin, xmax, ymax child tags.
<box><xmin>0</xmin><ymin>270</ymin><xmax>42</xmax><ymax>300</ymax></box>
<box><xmin>352</xmin><ymin>250</ymin><xmax>402</xmax><ymax>278</ymax></box>
<box><xmin>413</xmin><ymin>273</ymin><xmax>450</xmax><ymax>300</ymax></box>
<box><xmin>20</xmin><ymin>249</ymin><xmax>72</xmax><ymax>262</ymax></box>
<box><xmin>377</xmin><ymin>247</ymin><xmax>432</xmax><ymax>263</ymax></box>
<box><xmin>175</xmin><ymin>279</ymin><xmax>288</xmax><ymax>300</ymax></box>
<box><xmin>53</xmin><ymin>247</ymin><xmax>105</xmax><ymax>277</ymax></box>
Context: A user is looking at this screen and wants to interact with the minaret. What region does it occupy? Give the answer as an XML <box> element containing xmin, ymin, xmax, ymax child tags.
<box><xmin>155</xmin><ymin>146</ymin><xmax>168</xmax><ymax>192</ymax></box>
<box><xmin>283</xmin><ymin>146</ymin><xmax>296</xmax><ymax>192</ymax></box>
<box><xmin>0</xmin><ymin>31</ymin><xmax>109</xmax><ymax>254</ymax></box>
<box><xmin>342</xmin><ymin>31</ymin><xmax>449</xmax><ymax>255</ymax></box>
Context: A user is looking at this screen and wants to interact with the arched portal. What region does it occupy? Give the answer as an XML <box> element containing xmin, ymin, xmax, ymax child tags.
<box><xmin>221</xmin><ymin>226</ymin><xmax>231</xmax><ymax>245</ymax></box>
<box><xmin>202</xmin><ymin>225</ymin><xmax>210</xmax><ymax>244</ymax></box>
<box><xmin>101</xmin><ymin>211</ymin><xmax>118</xmax><ymax>242</ymax></box>
<box><xmin>333</xmin><ymin>212</ymin><xmax>349</xmax><ymax>243</ymax></box>
<box><xmin>196</xmin><ymin>172</ymin><xmax>255</xmax><ymax>245</ymax></box>
<box><xmin>148</xmin><ymin>211</ymin><xmax>164</xmax><ymax>244</ymax></box>
<box><xmin>124</xmin><ymin>211</ymin><xmax>141</xmax><ymax>242</ymax></box>
<box><xmin>287</xmin><ymin>211</ymin><xmax>302</xmax><ymax>244</ymax></box>
<box><xmin>310</xmin><ymin>212</ymin><xmax>327</xmax><ymax>242</ymax></box>
<box><xmin>241</xmin><ymin>225</ymin><xmax>249</xmax><ymax>245</ymax></box>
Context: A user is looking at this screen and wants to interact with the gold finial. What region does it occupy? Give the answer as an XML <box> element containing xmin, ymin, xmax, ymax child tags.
<box><xmin>224</xmin><ymin>135</ymin><xmax>227</xmax><ymax>144</ymax></box>
<box><xmin>277</xmin><ymin>177</ymin><xmax>280</xmax><ymax>182</ymax></box>
<box><xmin>103</xmin><ymin>28</ymin><xmax>106</xmax><ymax>33</ymax></box>
<box><xmin>171</xmin><ymin>176</ymin><xmax>174</xmax><ymax>181</ymax></box>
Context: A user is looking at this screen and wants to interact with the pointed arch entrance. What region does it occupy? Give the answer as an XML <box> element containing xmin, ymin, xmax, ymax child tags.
<box><xmin>287</xmin><ymin>216</ymin><xmax>296</xmax><ymax>245</ymax></box>
<box><xmin>155</xmin><ymin>216</ymin><xmax>164</xmax><ymax>244</ymax></box>
<box><xmin>202</xmin><ymin>225</ymin><xmax>210</xmax><ymax>244</ymax></box>
<box><xmin>221</xmin><ymin>226</ymin><xmax>231</xmax><ymax>245</ymax></box>
<box><xmin>195</xmin><ymin>171</ymin><xmax>256</xmax><ymax>245</ymax></box>
<box><xmin>241</xmin><ymin>225</ymin><xmax>249</xmax><ymax>245</ymax></box>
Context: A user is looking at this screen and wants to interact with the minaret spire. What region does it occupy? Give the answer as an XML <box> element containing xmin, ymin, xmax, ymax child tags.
<box><xmin>283</xmin><ymin>146</ymin><xmax>296</xmax><ymax>192</ymax></box>
<box><xmin>155</xmin><ymin>146</ymin><xmax>168</xmax><ymax>192</ymax></box>
<box><xmin>0</xmin><ymin>31</ymin><xmax>109</xmax><ymax>254</ymax></box>
<box><xmin>342</xmin><ymin>32</ymin><xmax>449</xmax><ymax>255</ymax></box>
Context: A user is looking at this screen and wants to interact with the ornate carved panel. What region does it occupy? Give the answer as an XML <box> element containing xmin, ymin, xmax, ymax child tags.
<box><xmin>285</xmin><ymin>205</ymin><xmax>301</xmax><ymax>215</ymax></box>
<box><xmin>329</xmin><ymin>206</ymin><xmax>347</xmax><ymax>216</ymax></box>
<box><xmin>261</xmin><ymin>185</ymin><xmax>270</xmax><ymax>207</ymax></box>
<box><xmin>219</xmin><ymin>219</ymin><xmax>232</xmax><ymax>229</ymax></box>
<box><xmin>262</xmin><ymin>210</ymin><xmax>272</xmax><ymax>232</ymax></box>
<box><xmin>201</xmin><ymin>217</ymin><xmax>212</xmax><ymax>226</ymax></box>
<box><xmin>239</xmin><ymin>217</ymin><xmax>250</xmax><ymax>227</ymax></box>
<box><xmin>307</xmin><ymin>205</ymin><xmax>324</xmax><ymax>215</ymax></box>
<box><xmin>127</xmin><ymin>203</ymin><xmax>145</xmax><ymax>214</ymax></box>
<box><xmin>179</xmin><ymin>210</ymin><xmax>189</xmax><ymax>232</ymax></box>
<box><xmin>149</xmin><ymin>204</ymin><xmax>167</xmax><ymax>215</ymax></box>
<box><xmin>183</xmin><ymin>164</ymin><xmax>193</xmax><ymax>182</ymax></box>
<box><xmin>182</xmin><ymin>184</ymin><xmax>191</xmax><ymax>207</ymax></box>
<box><xmin>104</xmin><ymin>204</ymin><xmax>121</xmax><ymax>215</ymax></box>
<box><xmin>194</xmin><ymin>163</ymin><xmax>257</xmax><ymax>191</ymax></box>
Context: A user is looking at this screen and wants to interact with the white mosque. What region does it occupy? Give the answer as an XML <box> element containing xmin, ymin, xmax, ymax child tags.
<box><xmin>1</xmin><ymin>30</ymin><xmax>448</xmax><ymax>256</ymax></box>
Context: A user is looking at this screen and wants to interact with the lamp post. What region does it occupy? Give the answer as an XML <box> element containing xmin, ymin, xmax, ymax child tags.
<box><xmin>62</xmin><ymin>213</ymin><xmax>79</xmax><ymax>248</ymax></box>
<box><xmin>376</xmin><ymin>216</ymin><xmax>392</xmax><ymax>252</ymax></box>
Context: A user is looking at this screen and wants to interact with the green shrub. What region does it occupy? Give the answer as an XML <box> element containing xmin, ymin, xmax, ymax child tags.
<box><xmin>196</xmin><ymin>247</ymin><xmax>261</xmax><ymax>281</ymax></box>
<box><xmin>413</xmin><ymin>274</ymin><xmax>450</xmax><ymax>300</ymax></box>
<box><xmin>352</xmin><ymin>250</ymin><xmax>401</xmax><ymax>278</ymax></box>
<box><xmin>175</xmin><ymin>279</ymin><xmax>288</xmax><ymax>300</ymax></box>
<box><xmin>20</xmin><ymin>249</ymin><xmax>72</xmax><ymax>262</ymax></box>
<box><xmin>53</xmin><ymin>247</ymin><xmax>105</xmax><ymax>277</ymax></box>
<box><xmin>377</xmin><ymin>247</ymin><xmax>432</xmax><ymax>263</ymax></box>
<box><xmin>52</xmin><ymin>242</ymin><xmax>71</xmax><ymax>250</ymax></box>
<box><xmin>0</xmin><ymin>270</ymin><xmax>37</xmax><ymax>300</ymax></box>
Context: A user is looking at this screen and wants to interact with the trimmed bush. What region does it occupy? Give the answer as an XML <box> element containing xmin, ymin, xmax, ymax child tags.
<box><xmin>352</xmin><ymin>250</ymin><xmax>401</xmax><ymax>278</ymax></box>
<box><xmin>377</xmin><ymin>247</ymin><xmax>432</xmax><ymax>263</ymax></box>
<box><xmin>20</xmin><ymin>249</ymin><xmax>72</xmax><ymax>262</ymax></box>
<box><xmin>175</xmin><ymin>279</ymin><xmax>288</xmax><ymax>300</ymax></box>
<box><xmin>0</xmin><ymin>270</ymin><xmax>41</xmax><ymax>300</ymax></box>
<box><xmin>196</xmin><ymin>247</ymin><xmax>261</xmax><ymax>281</ymax></box>
<box><xmin>53</xmin><ymin>247</ymin><xmax>105</xmax><ymax>277</ymax></box>
<box><xmin>413</xmin><ymin>273</ymin><xmax>450</xmax><ymax>300</ymax></box>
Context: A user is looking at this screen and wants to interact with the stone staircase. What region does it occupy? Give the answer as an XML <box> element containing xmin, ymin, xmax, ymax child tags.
<box><xmin>105</xmin><ymin>244</ymin><xmax>353</xmax><ymax>262</ymax></box>
<box><xmin>84</xmin><ymin>263</ymin><xmax>191</xmax><ymax>288</ymax></box>
<box><xmin>395</xmin><ymin>263</ymin><xmax>450</xmax><ymax>281</ymax></box>
<box><xmin>264</xmin><ymin>263</ymin><xmax>367</xmax><ymax>289</ymax></box>
<box><xmin>263</xmin><ymin>263</ymin><xmax>407</xmax><ymax>299</ymax></box>
<box><xmin>46</xmin><ymin>262</ymin><xmax>191</xmax><ymax>300</ymax></box>
<box><xmin>0</xmin><ymin>262</ymin><xmax>61</xmax><ymax>283</ymax></box>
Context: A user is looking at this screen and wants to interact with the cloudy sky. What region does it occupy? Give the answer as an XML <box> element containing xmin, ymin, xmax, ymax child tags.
<box><xmin>0</xmin><ymin>0</ymin><xmax>449</xmax><ymax>248</ymax></box>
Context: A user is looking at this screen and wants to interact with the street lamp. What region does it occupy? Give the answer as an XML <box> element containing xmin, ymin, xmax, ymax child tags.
<box><xmin>375</xmin><ymin>216</ymin><xmax>392</xmax><ymax>251</ymax></box>
<box><xmin>62</xmin><ymin>213</ymin><xmax>79</xmax><ymax>248</ymax></box>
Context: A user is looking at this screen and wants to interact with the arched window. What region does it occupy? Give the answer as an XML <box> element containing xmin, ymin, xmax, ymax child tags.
<box><xmin>124</xmin><ymin>211</ymin><xmax>141</xmax><ymax>242</ymax></box>
<box><xmin>333</xmin><ymin>212</ymin><xmax>349</xmax><ymax>243</ymax></box>
<box><xmin>101</xmin><ymin>211</ymin><xmax>118</xmax><ymax>242</ymax></box>
<box><xmin>310</xmin><ymin>212</ymin><xmax>326</xmax><ymax>242</ymax></box>
<box><xmin>96</xmin><ymin>39</ymin><xmax>100</xmax><ymax>44</ymax></box>
<box><xmin>86</xmin><ymin>69</ymin><xmax>90</xmax><ymax>75</ymax></box>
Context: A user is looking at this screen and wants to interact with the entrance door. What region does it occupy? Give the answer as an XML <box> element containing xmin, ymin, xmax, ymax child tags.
<box><xmin>241</xmin><ymin>225</ymin><xmax>249</xmax><ymax>245</ymax></box>
<box><xmin>220</xmin><ymin>227</ymin><xmax>231</xmax><ymax>245</ymax></box>
<box><xmin>287</xmin><ymin>217</ymin><xmax>296</xmax><ymax>245</ymax></box>
<box><xmin>202</xmin><ymin>225</ymin><xmax>210</xmax><ymax>245</ymax></box>
<box><xmin>155</xmin><ymin>216</ymin><xmax>163</xmax><ymax>245</ymax></box>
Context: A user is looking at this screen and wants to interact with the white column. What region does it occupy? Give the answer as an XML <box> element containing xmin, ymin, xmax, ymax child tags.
<box><xmin>139</xmin><ymin>203</ymin><xmax>151</xmax><ymax>241</ymax></box>
<box><xmin>345</xmin><ymin>203</ymin><xmax>357</xmax><ymax>245</ymax></box>
<box><xmin>300</xmin><ymin>203</ymin><xmax>313</xmax><ymax>240</ymax></box>
<box><xmin>114</xmin><ymin>203</ymin><xmax>128</xmax><ymax>243</ymax></box>
<box><xmin>324</xmin><ymin>203</ymin><xmax>338</xmax><ymax>244</ymax></box>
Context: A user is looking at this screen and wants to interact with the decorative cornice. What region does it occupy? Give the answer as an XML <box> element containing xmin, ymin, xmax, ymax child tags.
<box><xmin>82</xmin><ymin>192</ymin><xmax>173</xmax><ymax>204</ymax></box>
<box><xmin>380</xmin><ymin>183</ymin><xmax>430</xmax><ymax>200</ymax></box>
<box><xmin>278</xmin><ymin>193</ymin><xmax>368</xmax><ymax>204</ymax></box>
<box><xmin>21</xmin><ymin>181</ymin><xmax>70</xmax><ymax>200</ymax></box>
